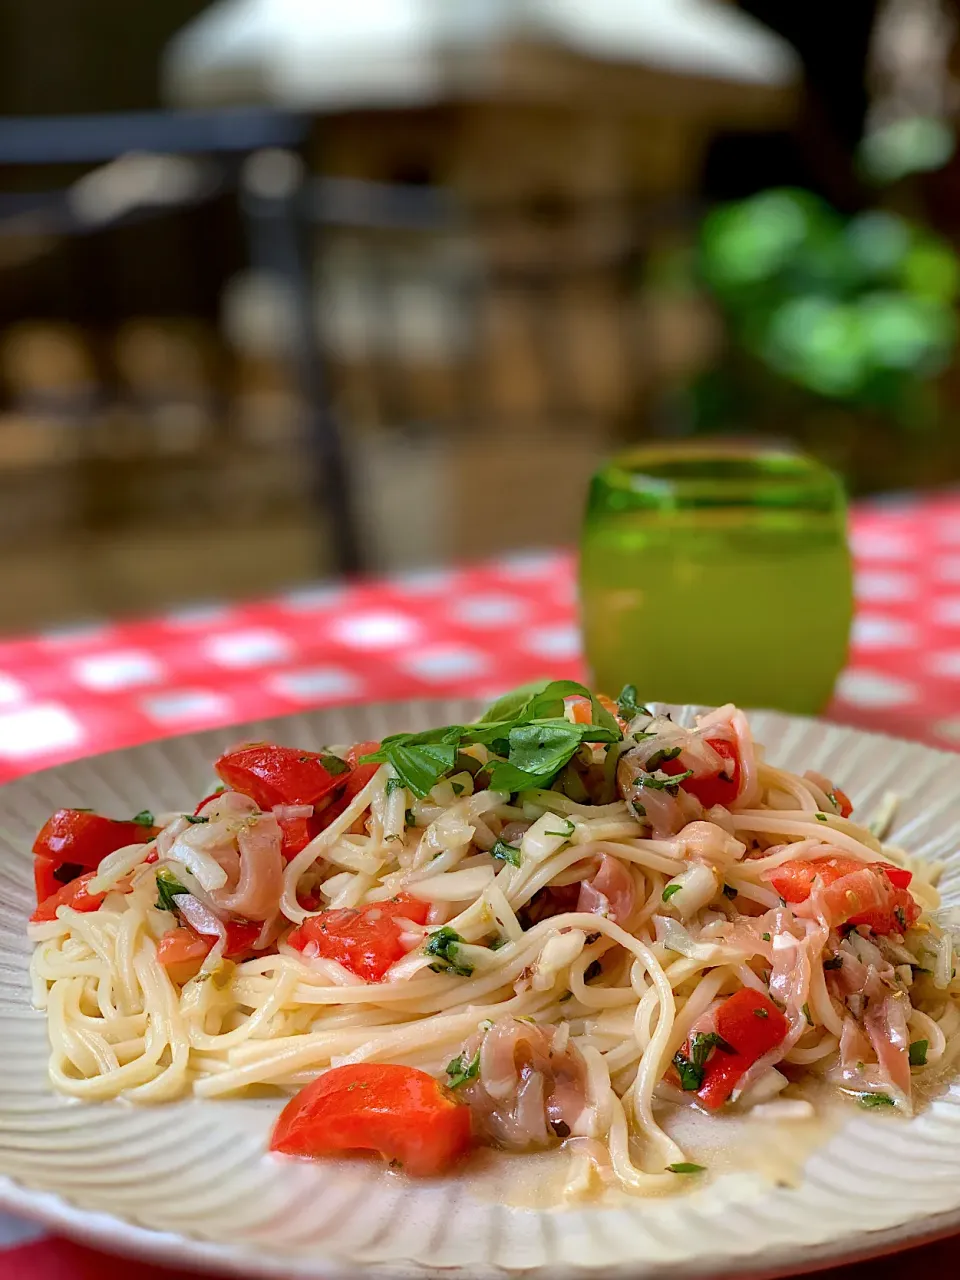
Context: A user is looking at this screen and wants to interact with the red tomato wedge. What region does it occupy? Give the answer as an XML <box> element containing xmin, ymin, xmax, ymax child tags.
<box><xmin>693</xmin><ymin>989</ymin><xmax>790</xmax><ymax>1110</ymax></box>
<box><xmin>31</xmin><ymin>872</ymin><xmax>107</xmax><ymax>924</ymax></box>
<box><xmin>33</xmin><ymin>809</ymin><xmax>155</xmax><ymax>874</ymax></box>
<box><xmin>276</xmin><ymin>813</ymin><xmax>322</xmax><ymax>862</ymax></box>
<box><xmin>270</xmin><ymin>1063</ymin><xmax>472</xmax><ymax>1176</ymax></box>
<box><xmin>832</xmin><ymin>787</ymin><xmax>854</xmax><ymax>819</ymax></box>
<box><xmin>765</xmin><ymin>855</ymin><xmax>919</xmax><ymax>935</ymax></box>
<box><xmin>288</xmin><ymin>896</ymin><xmax>429</xmax><ymax>982</ymax></box>
<box><xmin>662</xmin><ymin>738</ymin><xmax>741</xmax><ymax>810</ymax></box>
<box><xmin>156</xmin><ymin>920</ymin><xmax>262</xmax><ymax>985</ymax></box>
<box><xmin>215</xmin><ymin>744</ymin><xmax>349</xmax><ymax>811</ymax></box>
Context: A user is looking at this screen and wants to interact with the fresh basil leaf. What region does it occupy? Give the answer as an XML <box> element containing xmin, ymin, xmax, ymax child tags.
<box><xmin>491</xmin><ymin>839</ymin><xmax>522</xmax><ymax>867</ymax></box>
<box><xmin>477</xmin><ymin>681</ymin><xmax>555</xmax><ymax>724</ymax></box>
<box><xmin>690</xmin><ymin>1031</ymin><xmax>735</xmax><ymax>1067</ymax></box>
<box><xmin>425</xmin><ymin>926</ymin><xmax>473</xmax><ymax>976</ymax></box>
<box><xmin>616</xmin><ymin>684</ymin><xmax>651</xmax><ymax>721</ymax></box>
<box><xmin>909</xmin><ymin>1039</ymin><xmax>928</xmax><ymax>1067</ymax></box>
<box><xmin>667</xmin><ymin>1163</ymin><xmax>706</xmax><ymax>1174</ymax></box>
<box><xmin>486</xmin><ymin>721</ymin><xmax>585</xmax><ymax>793</ymax></box>
<box><xmin>672</xmin><ymin>1050</ymin><xmax>704</xmax><ymax>1091</ymax></box>
<box><xmin>132</xmin><ymin>810</ymin><xmax>154</xmax><ymax>827</ymax></box>
<box><xmin>317</xmin><ymin>753</ymin><xmax>350</xmax><ymax>776</ymax></box>
<box><xmin>445</xmin><ymin>1049</ymin><xmax>481</xmax><ymax>1089</ymax></box>
<box><xmin>385</xmin><ymin>777</ymin><xmax>404</xmax><ymax>797</ymax></box>
<box><xmin>362</xmin><ymin>727</ymin><xmax>463</xmax><ymax>798</ymax></box>
<box><xmin>155</xmin><ymin>869</ymin><xmax>188</xmax><ymax>914</ymax></box>
<box><xmin>639</xmin><ymin>769</ymin><xmax>694</xmax><ymax>793</ymax></box>
<box><xmin>645</xmin><ymin>746</ymin><xmax>682</xmax><ymax>770</ymax></box>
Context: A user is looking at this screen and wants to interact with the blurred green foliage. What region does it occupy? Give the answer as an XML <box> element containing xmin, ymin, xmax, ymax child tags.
<box><xmin>698</xmin><ymin>189</ymin><xmax>959</xmax><ymax>425</ymax></box>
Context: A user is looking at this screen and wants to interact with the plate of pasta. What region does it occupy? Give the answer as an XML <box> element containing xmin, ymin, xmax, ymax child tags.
<box><xmin>3</xmin><ymin>683</ymin><xmax>960</xmax><ymax>1280</ymax></box>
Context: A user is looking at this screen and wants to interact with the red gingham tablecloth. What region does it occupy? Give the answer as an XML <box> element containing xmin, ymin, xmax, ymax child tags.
<box><xmin>3</xmin><ymin>491</ymin><xmax>960</xmax><ymax>1278</ymax></box>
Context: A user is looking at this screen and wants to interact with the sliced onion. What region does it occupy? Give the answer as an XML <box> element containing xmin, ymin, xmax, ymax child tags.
<box><xmin>521</xmin><ymin>812</ymin><xmax>573</xmax><ymax>863</ymax></box>
<box><xmin>171</xmin><ymin>892</ymin><xmax>225</xmax><ymax>938</ymax></box>
<box><xmin>406</xmin><ymin>867</ymin><xmax>495</xmax><ymax>902</ymax></box>
<box><xmin>273</xmin><ymin>804</ymin><xmax>314</xmax><ymax>822</ymax></box>
<box><xmin>533</xmin><ymin>929</ymin><xmax>585</xmax><ymax>991</ymax></box>
<box><xmin>661</xmin><ymin>863</ymin><xmax>718</xmax><ymax>919</ymax></box>
<box><xmin>87</xmin><ymin>841</ymin><xmax>156</xmax><ymax>894</ymax></box>
<box><xmin>654</xmin><ymin>914</ymin><xmax>747</xmax><ymax>964</ymax></box>
<box><xmin>167</xmin><ymin>830</ymin><xmax>229</xmax><ymax>892</ymax></box>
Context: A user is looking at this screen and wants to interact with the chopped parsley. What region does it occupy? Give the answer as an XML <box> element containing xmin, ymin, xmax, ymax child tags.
<box><xmin>544</xmin><ymin>817</ymin><xmax>575</xmax><ymax>839</ymax></box>
<box><xmin>491</xmin><ymin>839</ymin><xmax>522</xmax><ymax>867</ymax></box>
<box><xmin>662</xmin><ymin>883</ymin><xmax>683</xmax><ymax>902</ymax></box>
<box><xmin>640</xmin><ymin>768</ymin><xmax>694</xmax><ymax>794</ymax></box>
<box><xmin>667</xmin><ymin>1163</ymin><xmax>706</xmax><ymax>1175</ymax></box>
<box><xmin>425</xmin><ymin>927</ymin><xmax>473</xmax><ymax>977</ymax></box>
<box><xmin>909</xmin><ymin>1039</ymin><xmax>928</xmax><ymax>1067</ymax></box>
<box><xmin>155</xmin><ymin>869</ymin><xmax>188</xmax><ymax>914</ymax></box>
<box><xmin>132</xmin><ymin>810</ymin><xmax>154</xmax><ymax>827</ymax></box>
<box><xmin>858</xmin><ymin>1093</ymin><xmax>895</xmax><ymax>1109</ymax></box>
<box><xmin>445</xmin><ymin>1050</ymin><xmax>481</xmax><ymax>1089</ymax></box>
<box><xmin>317</xmin><ymin>753</ymin><xmax>350</xmax><ymax>776</ymax></box>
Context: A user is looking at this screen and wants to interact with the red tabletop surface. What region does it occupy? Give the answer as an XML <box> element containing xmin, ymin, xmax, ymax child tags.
<box><xmin>2</xmin><ymin>492</ymin><xmax>959</xmax><ymax>1278</ymax></box>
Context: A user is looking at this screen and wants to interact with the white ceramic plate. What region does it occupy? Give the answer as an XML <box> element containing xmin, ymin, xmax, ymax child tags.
<box><xmin>2</xmin><ymin>699</ymin><xmax>960</xmax><ymax>1280</ymax></box>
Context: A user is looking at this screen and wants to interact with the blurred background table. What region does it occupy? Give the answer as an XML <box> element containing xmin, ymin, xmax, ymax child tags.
<box><xmin>0</xmin><ymin>492</ymin><xmax>953</xmax><ymax>793</ymax></box>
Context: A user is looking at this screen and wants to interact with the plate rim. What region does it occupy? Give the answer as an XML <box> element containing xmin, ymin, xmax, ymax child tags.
<box><xmin>2</xmin><ymin>697</ymin><xmax>960</xmax><ymax>1280</ymax></box>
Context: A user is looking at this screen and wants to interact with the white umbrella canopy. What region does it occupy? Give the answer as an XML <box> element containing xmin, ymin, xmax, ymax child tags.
<box><xmin>164</xmin><ymin>0</ymin><xmax>800</xmax><ymax>111</ymax></box>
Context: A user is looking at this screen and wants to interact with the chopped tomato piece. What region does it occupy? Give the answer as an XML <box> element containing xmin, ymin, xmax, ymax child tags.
<box><xmin>31</xmin><ymin>872</ymin><xmax>107</xmax><ymax>924</ymax></box>
<box><xmin>694</xmin><ymin>989</ymin><xmax>790</xmax><ymax>1110</ymax></box>
<box><xmin>663</xmin><ymin>738</ymin><xmax>741</xmax><ymax>810</ymax></box>
<box><xmin>215</xmin><ymin>744</ymin><xmax>349</xmax><ymax>811</ymax></box>
<box><xmin>33</xmin><ymin>809</ymin><xmax>155</xmax><ymax>875</ymax></box>
<box><xmin>288</xmin><ymin>896</ymin><xmax>429</xmax><ymax>982</ymax></box>
<box><xmin>270</xmin><ymin>1063</ymin><xmax>472</xmax><ymax>1176</ymax></box>
<box><xmin>832</xmin><ymin>787</ymin><xmax>854</xmax><ymax>819</ymax></box>
<box><xmin>765</xmin><ymin>856</ymin><xmax>919</xmax><ymax>935</ymax></box>
<box><xmin>33</xmin><ymin>854</ymin><xmax>84</xmax><ymax>905</ymax></box>
<box><xmin>157</xmin><ymin>927</ymin><xmax>212</xmax><ymax>985</ymax></box>
<box><xmin>156</xmin><ymin>919</ymin><xmax>262</xmax><ymax>985</ymax></box>
<box><xmin>276</xmin><ymin>812</ymin><xmax>322</xmax><ymax>862</ymax></box>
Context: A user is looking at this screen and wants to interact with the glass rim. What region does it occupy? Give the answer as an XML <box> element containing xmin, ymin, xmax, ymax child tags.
<box><xmin>592</xmin><ymin>441</ymin><xmax>846</xmax><ymax>513</ymax></box>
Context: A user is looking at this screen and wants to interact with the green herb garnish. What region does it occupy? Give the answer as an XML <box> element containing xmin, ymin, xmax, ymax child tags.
<box><xmin>132</xmin><ymin>810</ymin><xmax>154</xmax><ymax>827</ymax></box>
<box><xmin>909</xmin><ymin>1039</ymin><xmax>928</xmax><ymax>1067</ymax></box>
<box><xmin>491</xmin><ymin>839</ymin><xmax>522</xmax><ymax>867</ymax></box>
<box><xmin>672</xmin><ymin>1051</ymin><xmax>704</xmax><ymax>1092</ymax></box>
<box><xmin>815</xmin><ymin>813</ymin><xmax>828</xmax><ymax>823</ymax></box>
<box><xmin>762</xmin><ymin>932</ymin><xmax>771</xmax><ymax>942</ymax></box>
<box><xmin>754</xmin><ymin>1007</ymin><xmax>769</xmax><ymax>1019</ymax></box>
<box><xmin>451</xmin><ymin>782</ymin><xmax>464</xmax><ymax>796</ymax></box>
<box><xmin>802</xmin><ymin>1002</ymin><xmax>813</xmax><ymax>1026</ymax></box>
<box><xmin>425</xmin><ymin>927</ymin><xmax>473</xmax><ymax>977</ymax></box>
<box><xmin>667</xmin><ymin>1163</ymin><xmax>706</xmax><ymax>1174</ymax></box>
<box><xmin>385</xmin><ymin>777</ymin><xmax>404</xmax><ymax>797</ymax></box>
<box><xmin>632</xmin><ymin>801</ymin><xmax>647</xmax><ymax>818</ymax></box>
<box><xmin>645</xmin><ymin>746</ymin><xmax>682</xmax><ymax>771</ymax></box>
<box><xmin>317</xmin><ymin>753</ymin><xmax>350</xmax><ymax>776</ymax></box>
<box><xmin>662</xmin><ymin>883</ymin><xmax>683</xmax><ymax>902</ymax></box>
<box><xmin>445</xmin><ymin>1050</ymin><xmax>481</xmax><ymax>1089</ymax></box>
<box><xmin>858</xmin><ymin>1093</ymin><xmax>895</xmax><ymax>1108</ymax></box>
<box><xmin>155</xmin><ymin>868</ymin><xmax>188</xmax><ymax>914</ymax></box>
<box><xmin>616</xmin><ymin>685</ymin><xmax>651</xmax><ymax>722</ymax></box>
<box><xmin>184</xmin><ymin>814</ymin><xmax>209</xmax><ymax>824</ymax></box>
<box><xmin>544</xmin><ymin>817</ymin><xmax>575</xmax><ymax>839</ymax></box>
<box><xmin>640</xmin><ymin>768</ymin><xmax>694</xmax><ymax>793</ymax></box>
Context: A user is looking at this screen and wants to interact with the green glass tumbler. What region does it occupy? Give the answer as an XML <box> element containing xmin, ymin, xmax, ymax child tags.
<box><xmin>578</xmin><ymin>442</ymin><xmax>853</xmax><ymax>715</ymax></box>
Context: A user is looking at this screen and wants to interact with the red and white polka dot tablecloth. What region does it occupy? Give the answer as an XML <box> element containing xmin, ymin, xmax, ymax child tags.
<box><xmin>3</xmin><ymin>492</ymin><xmax>960</xmax><ymax>1278</ymax></box>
